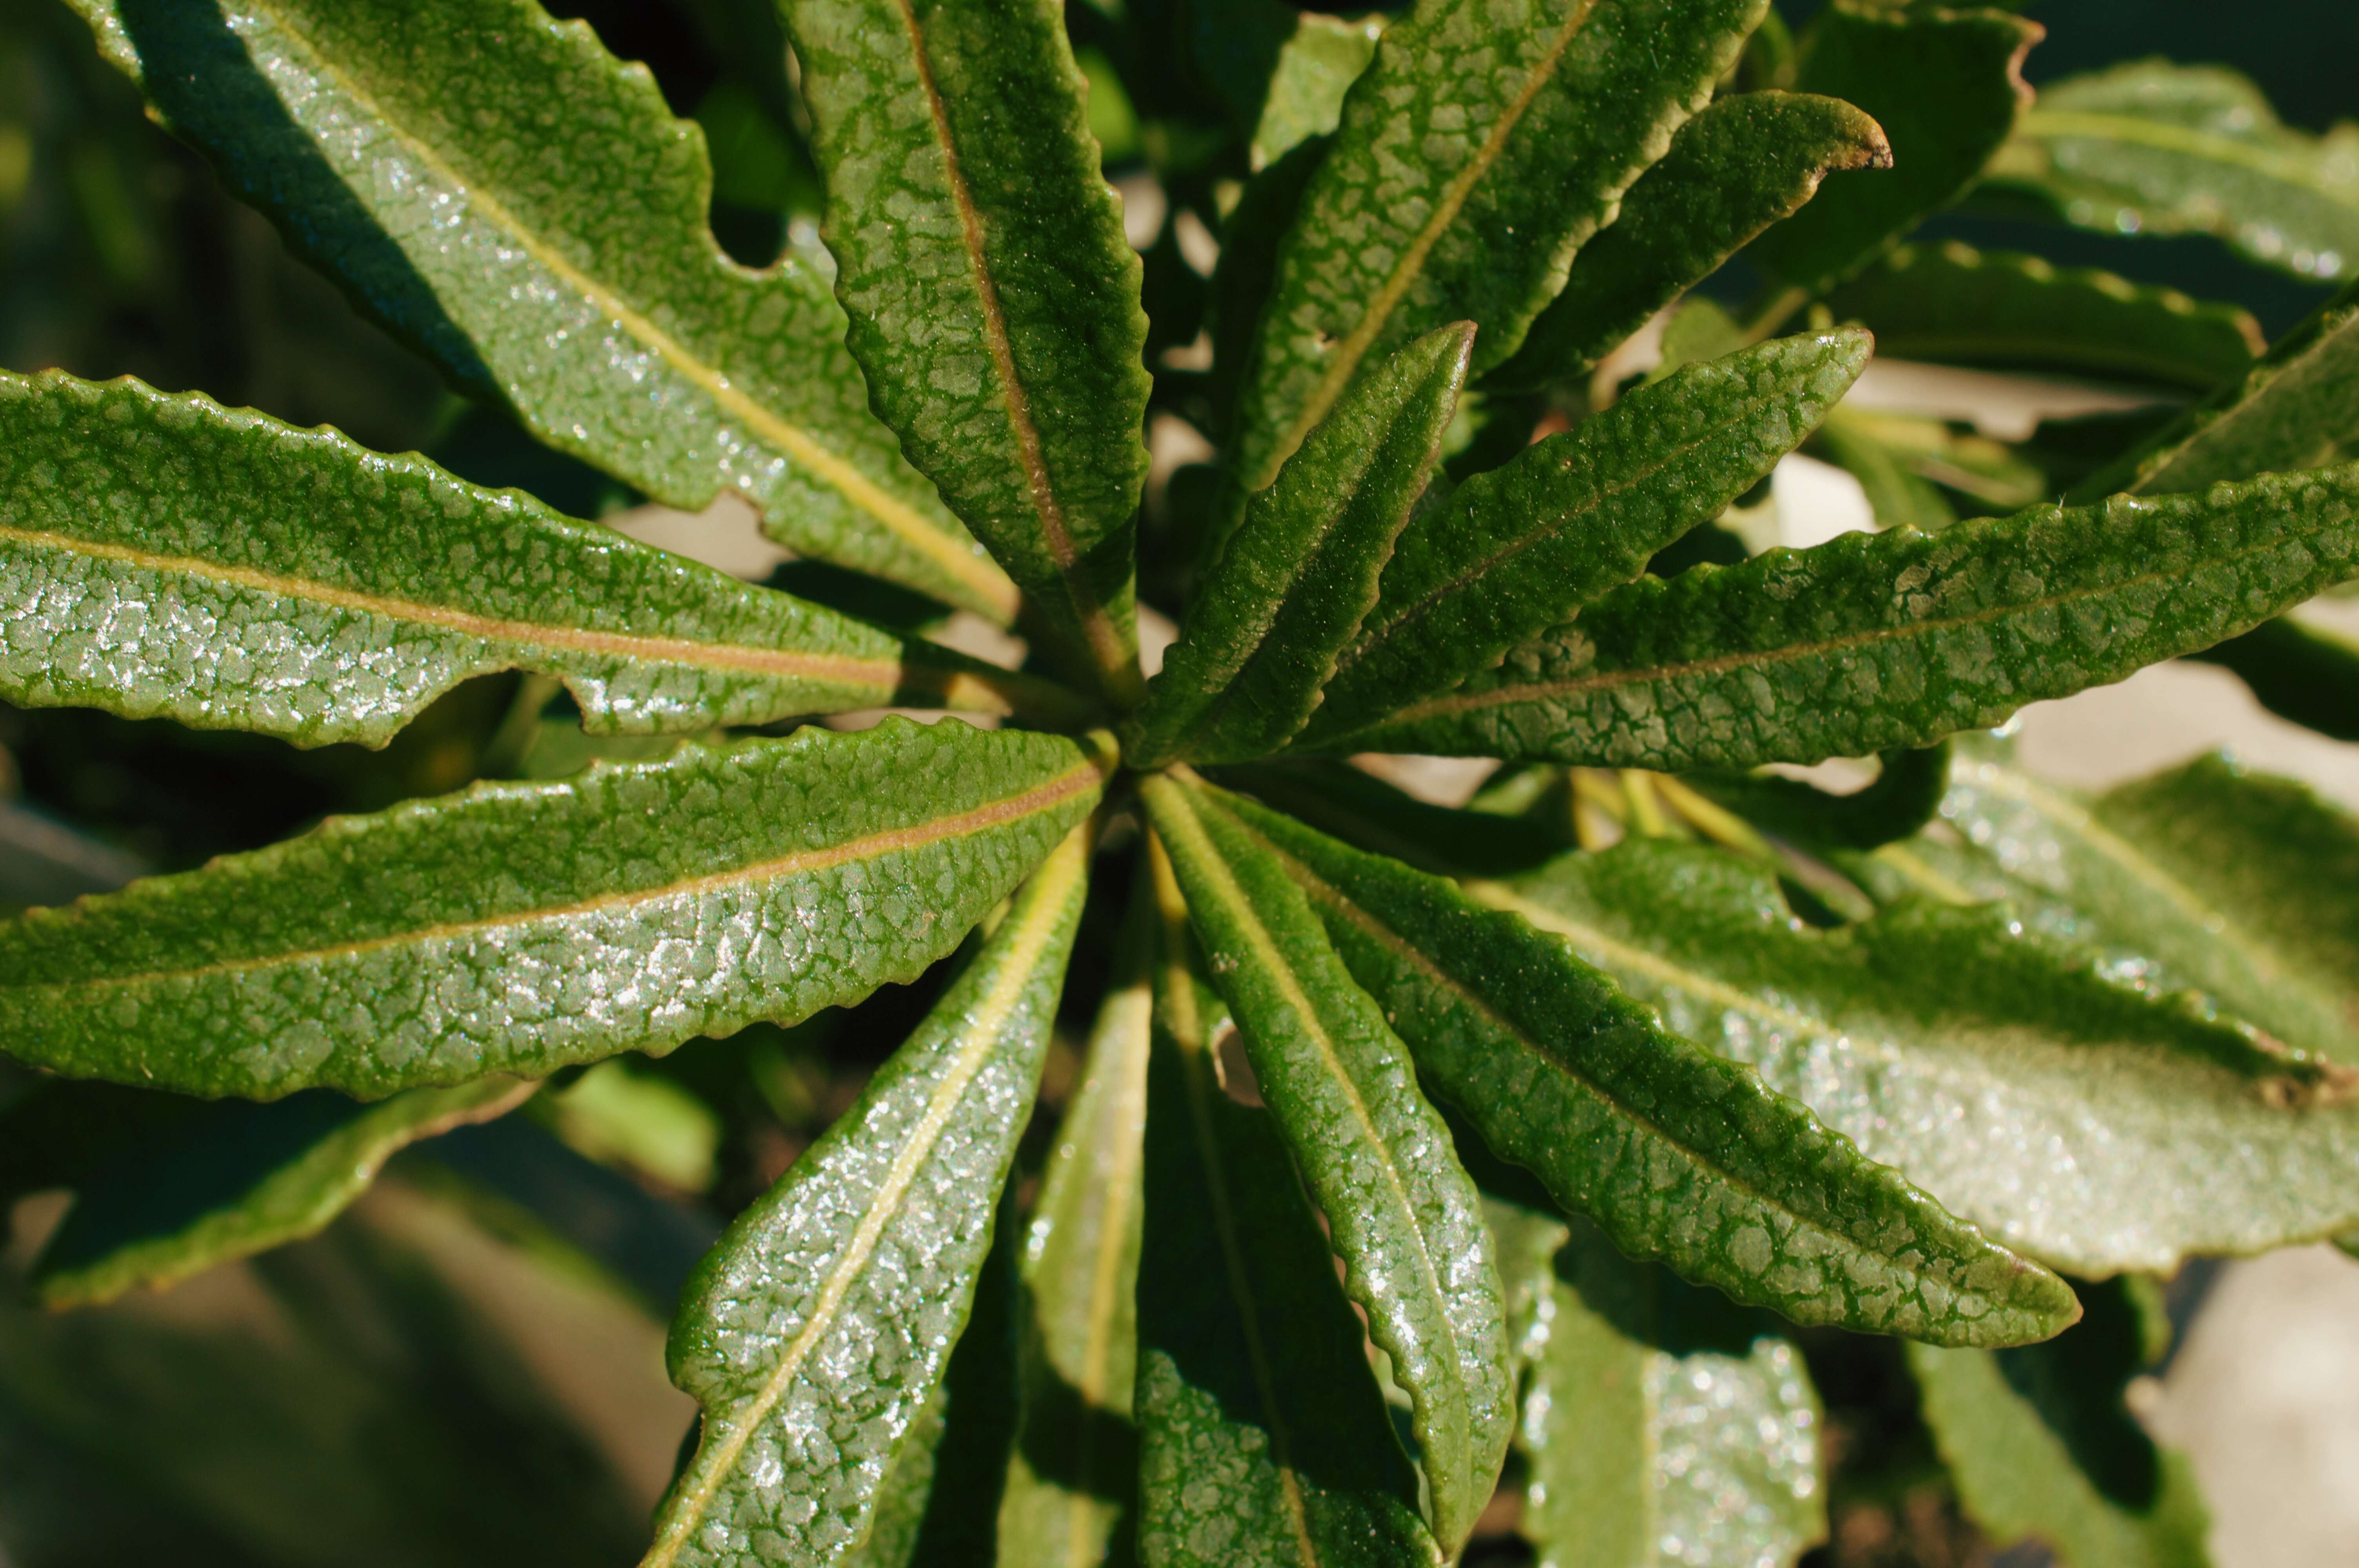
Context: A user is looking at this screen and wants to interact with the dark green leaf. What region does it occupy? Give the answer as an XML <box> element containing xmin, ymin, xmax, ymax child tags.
<box><xmin>784</xmin><ymin>0</ymin><xmax>1152</xmax><ymax>701</ymax></box>
<box><xmin>1210</xmin><ymin>757</ymin><xmax>1567</xmax><ymax>878</ymax></box>
<box><xmin>1500</xmin><ymin>837</ymin><xmax>2359</xmax><ymax>1276</ymax></box>
<box><xmin>1748</xmin><ymin>2</ymin><xmax>2041</xmax><ymax>295</ymax></box>
<box><xmin>1520</xmin><ymin>1222</ymin><xmax>1827</xmax><ymax>1568</ymax></box>
<box><xmin>1488</xmin><ymin>92</ymin><xmax>1890</xmax><ymax>390</ymax></box>
<box><xmin>1825</xmin><ymin>241</ymin><xmax>2264</xmax><ymax>391</ymax></box>
<box><xmin>1987</xmin><ymin>60</ymin><xmax>2359</xmax><ymax>285</ymax></box>
<box><xmin>2072</xmin><ymin>277</ymin><xmax>2359</xmax><ymax>502</ymax></box>
<box><xmin>67</xmin><ymin>0</ymin><xmax>1016</xmax><ymax>621</ymax></box>
<box><xmin>0</xmin><ymin>720</ymin><xmax>1109</xmax><ymax>1100</ymax></box>
<box><xmin>1218</xmin><ymin>792</ymin><xmax>2077</xmax><ymax>1347</ymax></box>
<box><xmin>1323</xmin><ymin>464</ymin><xmax>2359</xmax><ymax>769</ymax></box>
<box><xmin>1205</xmin><ymin>138</ymin><xmax>1332</xmax><ymax>450</ymax></box>
<box><xmin>1688</xmin><ymin>742</ymin><xmax>1952</xmax><ymax>852</ymax></box>
<box><xmin>2186</xmin><ymin>614</ymin><xmax>2359</xmax><ymax>740</ymax></box>
<box><xmin>1140</xmin><ymin>775</ymin><xmax>1509</xmax><ymax>1551</ymax></box>
<box><xmin>1219</xmin><ymin>0</ymin><xmax>1768</xmax><ymax>550</ymax></box>
<box><xmin>29</xmin><ymin>1076</ymin><xmax>531</xmax><ymax>1309</ymax></box>
<box><xmin>1134</xmin><ymin>324</ymin><xmax>1472</xmax><ymax>768</ymax></box>
<box><xmin>646</xmin><ymin>823</ymin><xmax>1091</xmax><ymax>1568</ymax></box>
<box><xmin>1299</xmin><ymin>330</ymin><xmax>1870</xmax><ymax>749</ymax></box>
<box><xmin>1131</xmin><ymin>836</ymin><xmax>1436</xmax><ymax>1567</ymax></box>
<box><xmin>996</xmin><ymin>875</ymin><xmax>1152</xmax><ymax>1564</ymax></box>
<box><xmin>1909</xmin><ymin>1278</ymin><xmax>2211</xmax><ymax>1568</ymax></box>
<box><xmin>0</xmin><ymin>371</ymin><xmax>1067</xmax><ymax>747</ymax></box>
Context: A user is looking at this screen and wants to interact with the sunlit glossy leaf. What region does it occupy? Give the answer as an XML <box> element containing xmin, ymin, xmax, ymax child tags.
<box><xmin>1218</xmin><ymin>792</ymin><xmax>2079</xmax><ymax>1346</ymax></box>
<box><xmin>1988</xmin><ymin>60</ymin><xmax>2359</xmax><ymax>283</ymax></box>
<box><xmin>1748</xmin><ymin>2</ymin><xmax>2041</xmax><ymax>295</ymax></box>
<box><xmin>1131</xmin><ymin>836</ymin><xmax>1437</xmax><ymax>1568</ymax></box>
<box><xmin>1134</xmin><ymin>324</ymin><xmax>1471</xmax><ymax>768</ymax></box>
<box><xmin>646</xmin><ymin>824</ymin><xmax>1091</xmax><ymax>1568</ymax></box>
<box><xmin>0</xmin><ymin>371</ymin><xmax>1065</xmax><ymax>747</ymax></box>
<box><xmin>1490</xmin><ymin>92</ymin><xmax>1890</xmax><ymax>389</ymax></box>
<box><xmin>1504</xmin><ymin>837</ymin><xmax>2359</xmax><ymax>1276</ymax></box>
<box><xmin>1299</xmin><ymin>330</ymin><xmax>1869</xmax><ymax>750</ymax></box>
<box><xmin>1826</xmin><ymin>241</ymin><xmax>2263</xmax><ymax>390</ymax></box>
<box><xmin>1910</xmin><ymin>1278</ymin><xmax>2210</xmax><ymax>1568</ymax></box>
<box><xmin>1141</xmin><ymin>775</ymin><xmax>1509</xmax><ymax>1551</ymax></box>
<box><xmin>0</xmin><ymin>720</ymin><xmax>1109</xmax><ymax>1100</ymax></box>
<box><xmin>1321</xmin><ymin>465</ymin><xmax>2359</xmax><ymax>768</ymax></box>
<box><xmin>783</xmin><ymin>0</ymin><xmax>1151</xmax><ymax>699</ymax></box>
<box><xmin>67</xmin><ymin>0</ymin><xmax>1016</xmax><ymax>620</ymax></box>
<box><xmin>1218</xmin><ymin>0</ymin><xmax>1767</xmax><ymax>551</ymax></box>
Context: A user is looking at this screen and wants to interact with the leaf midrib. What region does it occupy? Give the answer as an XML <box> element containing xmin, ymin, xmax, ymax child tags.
<box><xmin>231</xmin><ymin>0</ymin><xmax>1017</xmax><ymax>617</ymax></box>
<box><xmin>2021</xmin><ymin>110</ymin><xmax>2359</xmax><ymax>208</ymax></box>
<box><xmin>0</xmin><ymin>520</ymin><xmax>1014</xmax><ymax>706</ymax></box>
<box><xmin>644</xmin><ymin>827</ymin><xmax>1086</xmax><ymax>1567</ymax></box>
<box><xmin>14</xmin><ymin>756</ymin><xmax>1105</xmax><ymax>994</ymax></box>
<box><xmin>1252</xmin><ymin>0</ymin><xmax>1603</xmax><ymax>491</ymax></box>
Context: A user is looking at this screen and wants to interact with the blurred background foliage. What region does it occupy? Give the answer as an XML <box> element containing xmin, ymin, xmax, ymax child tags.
<box><xmin>0</xmin><ymin>0</ymin><xmax>2349</xmax><ymax>1563</ymax></box>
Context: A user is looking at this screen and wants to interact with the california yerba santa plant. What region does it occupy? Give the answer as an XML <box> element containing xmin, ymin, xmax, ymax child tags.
<box><xmin>5</xmin><ymin>0</ymin><xmax>2359</xmax><ymax>1561</ymax></box>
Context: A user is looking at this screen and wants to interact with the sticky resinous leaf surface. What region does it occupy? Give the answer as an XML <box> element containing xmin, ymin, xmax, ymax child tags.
<box><xmin>22</xmin><ymin>0</ymin><xmax>2359</xmax><ymax>1563</ymax></box>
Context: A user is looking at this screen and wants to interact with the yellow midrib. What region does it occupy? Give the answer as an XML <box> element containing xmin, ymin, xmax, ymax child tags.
<box><xmin>1252</xmin><ymin>0</ymin><xmax>1602</xmax><ymax>492</ymax></box>
<box><xmin>24</xmin><ymin>760</ymin><xmax>1103</xmax><ymax>996</ymax></box>
<box><xmin>242</xmin><ymin>1</ymin><xmax>1017</xmax><ymax>619</ymax></box>
<box><xmin>643</xmin><ymin>826</ymin><xmax>1087</xmax><ymax>1568</ymax></box>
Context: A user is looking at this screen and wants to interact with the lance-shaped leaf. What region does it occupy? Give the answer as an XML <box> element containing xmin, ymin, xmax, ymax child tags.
<box><xmin>847</xmin><ymin>1185</ymin><xmax>1022</xmax><ymax>1568</ymax></box>
<box><xmin>1520</xmin><ymin>1221</ymin><xmax>1827</xmax><ymax>1568</ymax></box>
<box><xmin>1826</xmin><ymin>240</ymin><xmax>2263</xmax><ymax>391</ymax></box>
<box><xmin>25</xmin><ymin>1076</ymin><xmax>531</xmax><ymax>1309</ymax></box>
<box><xmin>1299</xmin><ymin>331</ymin><xmax>1869</xmax><ymax>750</ymax></box>
<box><xmin>1140</xmin><ymin>775</ymin><xmax>1509</xmax><ymax>1552</ymax></box>
<box><xmin>0</xmin><ymin>719</ymin><xmax>1109</xmax><ymax>1101</ymax></box>
<box><xmin>1218</xmin><ymin>0</ymin><xmax>1767</xmax><ymax>550</ymax></box>
<box><xmin>1320</xmin><ymin>464</ymin><xmax>2359</xmax><ymax>769</ymax></box>
<box><xmin>2072</xmin><ymin>277</ymin><xmax>2359</xmax><ymax>502</ymax></box>
<box><xmin>784</xmin><ymin>0</ymin><xmax>1151</xmax><ymax>701</ymax></box>
<box><xmin>1132</xmin><ymin>837</ymin><xmax>1437</xmax><ymax>1568</ymax></box>
<box><xmin>2187</xmin><ymin>614</ymin><xmax>2359</xmax><ymax>741</ymax></box>
<box><xmin>0</xmin><ymin>372</ymin><xmax>1067</xmax><ymax>748</ymax></box>
<box><xmin>1926</xmin><ymin>745</ymin><xmax>2359</xmax><ymax>1064</ymax></box>
<box><xmin>645</xmin><ymin>824</ymin><xmax>1090</xmax><ymax>1568</ymax></box>
<box><xmin>1987</xmin><ymin>60</ymin><xmax>2359</xmax><ymax>284</ymax></box>
<box><xmin>1210</xmin><ymin>757</ymin><xmax>1563</xmax><ymax>878</ymax></box>
<box><xmin>996</xmin><ymin>880</ymin><xmax>1152</xmax><ymax>1566</ymax></box>
<box><xmin>67</xmin><ymin>0</ymin><xmax>1015</xmax><ymax>621</ymax></box>
<box><xmin>1488</xmin><ymin>93</ymin><xmax>1891</xmax><ymax>390</ymax></box>
<box><xmin>1498</xmin><ymin>837</ymin><xmax>2359</xmax><ymax>1277</ymax></box>
<box><xmin>1908</xmin><ymin>1279</ymin><xmax>2210</xmax><ymax>1568</ymax></box>
<box><xmin>1748</xmin><ymin>3</ymin><xmax>2041</xmax><ymax>296</ymax></box>
<box><xmin>1132</xmin><ymin>325</ymin><xmax>1472</xmax><ymax>769</ymax></box>
<box><xmin>1218</xmin><ymin>793</ymin><xmax>2076</xmax><ymax>1346</ymax></box>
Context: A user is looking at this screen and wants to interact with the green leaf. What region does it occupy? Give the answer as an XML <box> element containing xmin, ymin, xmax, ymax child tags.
<box><xmin>1908</xmin><ymin>1278</ymin><xmax>2211</xmax><ymax>1568</ymax></box>
<box><xmin>0</xmin><ymin>370</ymin><xmax>1068</xmax><ymax>748</ymax></box>
<box><xmin>1929</xmin><ymin>744</ymin><xmax>2359</xmax><ymax>1067</ymax></box>
<box><xmin>1812</xmin><ymin>406</ymin><xmax>1961</xmax><ymax>533</ymax></box>
<box><xmin>1218</xmin><ymin>792</ymin><xmax>2077</xmax><ymax>1347</ymax></box>
<box><xmin>1825</xmin><ymin>241</ymin><xmax>2264</xmax><ymax>391</ymax></box>
<box><xmin>1140</xmin><ymin>775</ymin><xmax>1510</xmax><ymax>1551</ymax></box>
<box><xmin>1499</xmin><ymin>836</ymin><xmax>2359</xmax><ymax>1276</ymax></box>
<box><xmin>0</xmin><ymin>719</ymin><xmax>1109</xmax><ymax>1100</ymax></box>
<box><xmin>1252</xmin><ymin>13</ymin><xmax>1387</xmax><ymax>172</ymax></box>
<box><xmin>2072</xmin><ymin>277</ymin><xmax>2359</xmax><ymax>502</ymax></box>
<box><xmin>645</xmin><ymin>823</ymin><xmax>1091</xmax><ymax>1568</ymax></box>
<box><xmin>1520</xmin><ymin>1221</ymin><xmax>1827</xmax><ymax>1568</ymax></box>
<box><xmin>26</xmin><ymin>1076</ymin><xmax>531</xmax><ymax>1309</ymax></box>
<box><xmin>1322</xmin><ymin>464</ymin><xmax>2359</xmax><ymax>769</ymax></box>
<box><xmin>783</xmin><ymin>0</ymin><xmax>1152</xmax><ymax>701</ymax></box>
<box><xmin>1299</xmin><ymin>330</ymin><xmax>1870</xmax><ymax>750</ymax></box>
<box><xmin>847</xmin><ymin>1183</ymin><xmax>1022</xmax><ymax>1568</ymax></box>
<box><xmin>1205</xmin><ymin>136</ymin><xmax>1331</xmax><ymax>451</ymax></box>
<box><xmin>67</xmin><ymin>0</ymin><xmax>1016</xmax><ymax>621</ymax></box>
<box><xmin>1133</xmin><ymin>324</ymin><xmax>1472</xmax><ymax>769</ymax></box>
<box><xmin>995</xmin><ymin>875</ymin><xmax>1153</xmax><ymax>1566</ymax></box>
<box><xmin>1688</xmin><ymin>742</ymin><xmax>1952</xmax><ymax>852</ymax></box>
<box><xmin>1209</xmin><ymin>757</ymin><xmax>1566</xmax><ymax>878</ymax></box>
<box><xmin>1219</xmin><ymin>0</ymin><xmax>1769</xmax><ymax>547</ymax></box>
<box><xmin>1131</xmin><ymin>836</ymin><xmax>1437</xmax><ymax>1568</ymax></box>
<box><xmin>2186</xmin><ymin>614</ymin><xmax>2359</xmax><ymax>741</ymax></box>
<box><xmin>1988</xmin><ymin>60</ymin><xmax>2359</xmax><ymax>284</ymax></box>
<box><xmin>1488</xmin><ymin>92</ymin><xmax>1891</xmax><ymax>390</ymax></box>
<box><xmin>1747</xmin><ymin>2</ymin><xmax>2041</xmax><ymax>296</ymax></box>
